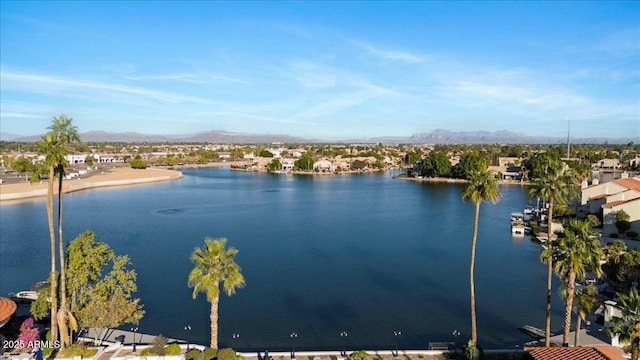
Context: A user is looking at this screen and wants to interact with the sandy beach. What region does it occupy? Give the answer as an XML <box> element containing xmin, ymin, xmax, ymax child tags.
<box><xmin>0</xmin><ymin>167</ymin><xmax>183</xmax><ymax>202</ymax></box>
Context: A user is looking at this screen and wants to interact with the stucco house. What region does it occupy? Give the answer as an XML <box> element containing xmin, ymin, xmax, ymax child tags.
<box><xmin>580</xmin><ymin>176</ymin><xmax>640</xmax><ymax>237</ymax></box>
<box><xmin>313</xmin><ymin>158</ymin><xmax>332</xmax><ymax>172</ymax></box>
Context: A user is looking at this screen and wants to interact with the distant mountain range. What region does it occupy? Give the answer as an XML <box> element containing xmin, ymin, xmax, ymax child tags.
<box><xmin>3</xmin><ymin>129</ymin><xmax>638</xmax><ymax>144</ymax></box>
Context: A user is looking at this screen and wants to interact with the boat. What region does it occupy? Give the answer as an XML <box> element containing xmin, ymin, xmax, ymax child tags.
<box><xmin>518</xmin><ymin>325</ymin><xmax>546</xmax><ymax>340</ymax></box>
<box><xmin>510</xmin><ymin>212</ymin><xmax>524</xmax><ymax>223</ymax></box>
<box><xmin>512</xmin><ymin>224</ymin><xmax>526</xmax><ymax>236</ymax></box>
<box><xmin>535</xmin><ymin>232</ymin><xmax>557</xmax><ymax>245</ymax></box>
<box><xmin>11</xmin><ymin>290</ymin><xmax>39</xmax><ymax>302</ymax></box>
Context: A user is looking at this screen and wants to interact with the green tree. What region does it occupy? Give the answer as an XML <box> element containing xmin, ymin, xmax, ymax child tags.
<box><xmin>294</xmin><ymin>156</ymin><xmax>314</xmax><ymax>171</ymax></box>
<box><xmin>66</xmin><ymin>231</ymin><xmax>114</xmax><ymax>313</ymax></box>
<box><xmin>259</xmin><ymin>150</ymin><xmax>273</xmax><ymax>157</ymax></box>
<box><xmin>129</xmin><ymin>155</ymin><xmax>148</xmax><ymax>169</ymax></box>
<box><xmin>462</xmin><ymin>167</ymin><xmax>500</xmax><ymax>346</ymax></box>
<box><xmin>542</xmin><ymin>219</ymin><xmax>603</xmax><ymax>346</ymax></box>
<box><xmin>528</xmin><ymin>158</ymin><xmax>574</xmax><ymax>346</ymax></box>
<box><xmin>75</xmin><ymin>254</ymin><xmax>144</xmax><ymax>345</ymax></box>
<box><xmin>616</xmin><ymin>210</ymin><xmax>632</xmax><ymax>237</ymax></box>
<box><xmin>420</xmin><ymin>151</ymin><xmax>451</xmax><ymax>177</ymax></box>
<box><xmin>523</xmin><ymin>152</ymin><xmax>559</xmax><ymax>180</ymax></box>
<box><xmin>608</xmin><ymin>288</ymin><xmax>640</xmax><ymax>360</ymax></box>
<box><xmin>452</xmin><ymin>153</ymin><xmax>487</xmax><ymax>179</ymax></box>
<box><xmin>84</xmin><ymin>155</ymin><xmax>96</xmax><ymax>166</ymax></box>
<box><xmin>11</xmin><ymin>156</ymin><xmax>35</xmax><ymax>179</ymax></box>
<box><xmin>266</xmin><ymin>159</ymin><xmax>282</xmax><ymax>172</ymax></box>
<box><xmin>34</xmin><ymin>131</ymin><xmax>66</xmax><ymax>344</ymax></box>
<box><xmin>48</xmin><ymin>115</ymin><xmax>81</xmax><ymax>348</ymax></box>
<box><xmin>188</xmin><ymin>238</ymin><xmax>245</xmax><ymax>349</ymax></box>
<box><xmin>573</xmin><ymin>284</ymin><xmax>599</xmax><ymax>347</ymax></box>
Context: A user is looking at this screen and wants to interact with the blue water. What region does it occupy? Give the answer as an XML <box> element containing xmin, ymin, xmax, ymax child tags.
<box><xmin>0</xmin><ymin>168</ymin><xmax>563</xmax><ymax>350</ymax></box>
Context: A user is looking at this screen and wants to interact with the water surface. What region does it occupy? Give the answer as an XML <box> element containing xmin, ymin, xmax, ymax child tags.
<box><xmin>0</xmin><ymin>168</ymin><xmax>563</xmax><ymax>350</ymax></box>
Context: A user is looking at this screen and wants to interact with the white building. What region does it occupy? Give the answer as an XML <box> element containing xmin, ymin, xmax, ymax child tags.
<box><xmin>580</xmin><ymin>176</ymin><xmax>640</xmax><ymax>238</ymax></box>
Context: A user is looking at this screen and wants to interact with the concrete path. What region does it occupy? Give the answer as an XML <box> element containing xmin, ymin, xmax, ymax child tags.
<box><xmin>78</xmin><ymin>327</ymin><xmax>185</xmax><ymax>346</ymax></box>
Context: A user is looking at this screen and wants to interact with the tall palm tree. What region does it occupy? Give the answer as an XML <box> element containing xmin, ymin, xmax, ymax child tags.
<box><xmin>188</xmin><ymin>238</ymin><xmax>245</xmax><ymax>349</ymax></box>
<box><xmin>528</xmin><ymin>158</ymin><xmax>574</xmax><ymax>346</ymax></box>
<box><xmin>47</xmin><ymin>115</ymin><xmax>81</xmax><ymax>347</ymax></box>
<box><xmin>462</xmin><ymin>166</ymin><xmax>500</xmax><ymax>346</ymax></box>
<box><xmin>573</xmin><ymin>284</ymin><xmax>599</xmax><ymax>347</ymax></box>
<box><xmin>608</xmin><ymin>288</ymin><xmax>640</xmax><ymax>360</ymax></box>
<box><xmin>542</xmin><ymin>219</ymin><xmax>602</xmax><ymax>346</ymax></box>
<box><xmin>35</xmin><ymin>132</ymin><xmax>67</xmax><ymax>344</ymax></box>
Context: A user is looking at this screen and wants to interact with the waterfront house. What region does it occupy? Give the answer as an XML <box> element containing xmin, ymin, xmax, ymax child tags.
<box><xmin>281</xmin><ymin>159</ymin><xmax>295</xmax><ymax>171</ymax></box>
<box><xmin>313</xmin><ymin>158</ymin><xmax>332</xmax><ymax>172</ymax></box>
<box><xmin>580</xmin><ymin>176</ymin><xmax>640</xmax><ymax>238</ymax></box>
<box><xmin>498</xmin><ymin>156</ymin><xmax>522</xmax><ymax>167</ymax></box>
<box><xmin>592</xmin><ymin>158</ymin><xmax>622</xmax><ymax>171</ymax></box>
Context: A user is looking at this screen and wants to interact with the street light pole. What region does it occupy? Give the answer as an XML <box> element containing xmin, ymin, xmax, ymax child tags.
<box><xmin>232</xmin><ymin>333</ymin><xmax>240</xmax><ymax>355</ymax></box>
<box><xmin>452</xmin><ymin>330</ymin><xmax>460</xmax><ymax>355</ymax></box>
<box><xmin>393</xmin><ymin>331</ymin><xmax>401</xmax><ymax>357</ymax></box>
<box><xmin>340</xmin><ymin>331</ymin><xmax>348</xmax><ymax>356</ymax></box>
<box><xmin>290</xmin><ymin>332</ymin><xmax>298</xmax><ymax>360</ymax></box>
<box><xmin>130</xmin><ymin>326</ymin><xmax>138</xmax><ymax>353</ymax></box>
<box><xmin>184</xmin><ymin>325</ymin><xmax>192</xmax><ymax>351</ymax></box>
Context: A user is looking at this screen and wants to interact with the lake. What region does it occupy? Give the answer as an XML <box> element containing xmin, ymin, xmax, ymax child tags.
<box><xmin>0</xmin><ymin>167</ymin><xmax>564</xmax><ymax>350</ymax></box>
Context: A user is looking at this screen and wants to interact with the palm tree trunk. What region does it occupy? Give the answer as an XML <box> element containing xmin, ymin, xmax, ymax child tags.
<box><xmin>545</xmin><ymin>199</ymin><xmax>554</xmax><ymax>346</ymax></box>
<box><xmin>57</xmin><ymin>173</ymin><xmax>70</xmax><ymax>347</ymax></box>
<box><xmin>47</xmin><ymin>166</ymin><xmax>59</xmax><ymax>343</ymax></box>
<box><xmin>631</xmin><ymin>340</ymin><xmax>638</xmax><ymax>360</ymax></box>
<box><xmin>563</xmin><ymin>270</ymin><xmax>576</xmax><ymax>346</ymax></box>
<box><xmin>470</xmin><ymin>201</ymin><xmax>480</xmax><ymax>346</ymax></box>
<box><xmin>210</xmin><ymin>295</ymin><xmax>219</xmax><ymax>349</ymax></box>
<box><xmin>574</xmin><ymin>315</ymin><xmax>581</xmax><ymax>347</ymax></box>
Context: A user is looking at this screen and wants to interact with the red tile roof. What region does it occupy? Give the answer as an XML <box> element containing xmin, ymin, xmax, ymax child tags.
<box><xmin>601</xmin><ymin>197</ymin><xmax>640</xmax><ymax>209</ymax></box>
<box><xmin>525</xmin><ymin>346</ymin><xmax>626</xmax><ymax>360</ymax></box>
<box><xmin>612</xmin><ymin>177</ymin><xmax>640</xmax><ymax>192</ymax></box>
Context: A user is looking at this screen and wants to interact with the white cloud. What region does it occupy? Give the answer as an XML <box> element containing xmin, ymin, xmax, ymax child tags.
<box><xmin>350</xmin><ymin>40</ymin><xmax>426</xmax><ymax>64</ymax></box>
<box><xmin>1</xmin><ymin>69</ymin><xmax>214</xmax><ymax>104</ymax></box>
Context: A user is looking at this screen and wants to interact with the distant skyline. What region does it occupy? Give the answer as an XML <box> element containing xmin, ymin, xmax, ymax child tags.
<box><xmin>1</xmin><ymin>1</ymin><xmax>638</xmax><ymax>140</ymax></box>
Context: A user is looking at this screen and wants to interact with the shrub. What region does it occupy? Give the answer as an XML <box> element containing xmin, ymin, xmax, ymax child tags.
<box><xmin>616</xmin><ymin>220</ymin><xmax>631</xmax><ymax>235</ymax></box>
<box><xmin>218</xmin><ymin>348</ymin><xmax>236</xmax><ymax>360</ymax></box>
<box><xmin>203</xmin><ymin>347</ymin><xmax>218</xmax><ymax>360</ymax></box>
<box><xmin>166</xmin><ymin>343</ymin><xmax>182</xmax><ymax>355</ymax></box>
<box><xmin>351</xmin><ymin>350</ymin><xmax>369</xmax><ymax>360</ymax></box>
<box><xmin>462</xmin><ymin>341</ymin><xmax>483</xmax><ymax>360</ymax></box>
<box><xmin>586</xmin><ymin>214</ymin><xmax>601</xmax><ymax>228</ymax></box>
<box><xmin>186</xmin><ymin>348</ymin><xmax>204</xmax><ymax>360</ymax></box>
<box><xmin>141</xmin><ymin>347</ymin><xmax>155</xmax><ymax>355</ymax></box>
<box><xmin>151</xmin><ymin>334</ymin><xmax>167</xmax><ymax>355</ymax></box>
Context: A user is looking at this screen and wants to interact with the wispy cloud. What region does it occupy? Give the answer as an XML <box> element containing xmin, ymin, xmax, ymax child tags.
<box><xmin>123</xmin><ymin>72</ymin><xmax>251</xmax><ymax>85</ymax></box>
<box><xmin>1</xmin><ymin>69</ymin><xmax>213</xmax><ymax>104</ymax></box>
<box><xmin>351</xmin><ymin>40</ymin><xmax>426</xmax><ymax>64</ymax></box>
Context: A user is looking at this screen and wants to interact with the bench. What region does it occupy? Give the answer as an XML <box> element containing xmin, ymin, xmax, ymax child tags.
<box><xmin>428</xmin><ymin>342</ymin><xmax>452</xmax><ymax>350</ymax></box>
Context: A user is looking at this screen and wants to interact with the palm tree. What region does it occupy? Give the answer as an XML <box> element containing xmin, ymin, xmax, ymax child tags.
<box><xmin>528</xmin><ymin>158</ymin><xmax>574</xmax><ymax>346</ymax></box>
<box><xmin>573</xmin><ymin>284</ymin><xmax>599</xmax><ymax>347</ymax></box>
<box><xmin>34</xmin><ymin>132</ymin><xmax>67</xmax><ymax>344</ymax></box>
<box><xmin>608</xmin><ymin>288</ymin><xmax>640</xmax><ymax>360</ymax></box>
<box><xmin>188</xmin><ymin>238</ymin><xmax>245</xmax><ymax>349</ymax></box>
<box><xmin>462</xmin><ymin>166</ymin><xmax>500</xmax><ymax>346</ymax></box>
<box><xmin>542</xmin><ymin>219</ymin><xmax>602</xmax><ymax>346</ymax></box>
<box><xmin>47</xmin><ymin>115</ymin><xmax>81</xmax><ymax>347</ymax></box>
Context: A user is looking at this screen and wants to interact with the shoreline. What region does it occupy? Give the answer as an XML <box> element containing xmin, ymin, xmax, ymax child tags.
<box><xmin>0</xmin><ymin>165</ymin><xmax>529</xmax><ymax>203</ymax></box>
<box><xmin>394</xmin><ymin>175</ymin><xmax>531</xmax><ymax>186</ymax></box>
<box><xmin>0</xmin><ymin>167</ymin><xmax>183</xmax><ymax>202</ymax></box>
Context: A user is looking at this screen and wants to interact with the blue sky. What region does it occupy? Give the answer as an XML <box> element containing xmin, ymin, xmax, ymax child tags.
<box><xmin>1</xmin><ymin>1</ymin><xmax>638</xmax><ymax>140</ymax></box>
